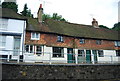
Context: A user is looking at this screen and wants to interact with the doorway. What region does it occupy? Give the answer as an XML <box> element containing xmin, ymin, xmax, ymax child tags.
<box><xmin>67</xmin><ymin>48</ymin><xmax>74</xmax><ymax>63</ymax></box>
<box><xmin>13</xmin><ymin>37</ymin><xmax>21</xmax><ymax>59</ymax></box>
<box><xmin>92</xmin><ymin>50</ymin><xmax>97</xmax><ymax>63</ymax></box>
<box><xmin>86</xmin><ymin>50</ymin><xmax>91</xmax><ymax>63</ymax></box>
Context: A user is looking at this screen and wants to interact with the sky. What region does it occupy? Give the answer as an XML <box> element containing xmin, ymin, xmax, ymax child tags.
<box><xmin>1</xmin><ymin>0</ymin><xmax>119</xmax><ymax>28</ymax></box>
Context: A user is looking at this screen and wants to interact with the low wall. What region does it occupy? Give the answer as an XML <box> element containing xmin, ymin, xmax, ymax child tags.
<box><xmin>2</xmin><ymin>63</ymin><xmax>120</xmax><ymax>80</ymax></box>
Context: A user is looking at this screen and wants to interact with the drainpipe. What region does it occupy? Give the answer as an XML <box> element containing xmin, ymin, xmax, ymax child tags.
<box><xmin>73</xmin><ymin>37</ymin><xmax>78</xmax><ymax>64</ymax></box>
<box><xmin>22</xmin><ymin>20</ymin><xmax>26</xmax><ymax>62</ymax></box>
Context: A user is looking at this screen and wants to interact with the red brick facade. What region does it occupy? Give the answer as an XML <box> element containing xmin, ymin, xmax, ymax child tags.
<box><xmin>25</xmin><ymin>32</ymin><xmax>120</xmax><ymax>50</ymax></box>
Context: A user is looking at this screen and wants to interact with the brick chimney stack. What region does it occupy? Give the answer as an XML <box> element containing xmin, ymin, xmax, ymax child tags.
<box><xmin>37</xmin><ymin>4</ymin><xmax>43</xmax><ymax>23</ymax></box>
<box><xmin>92</xmin><ymin>18</ymin><xmax>99</xmax><ymax>28</ymax></box>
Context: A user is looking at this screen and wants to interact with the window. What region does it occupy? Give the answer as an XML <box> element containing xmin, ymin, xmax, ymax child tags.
<box><xmin>25</xmin><ymin>45</ymin><xmax>29</xmax><ymax>52</ymax></box>
<box><xmin>53</xmin><ymin>47</ymin><xmax>64</xmax><ymax>57</ymax></box>
<box><xmin>96</xmin><ymin>40</ymin><xmax>101</xmax><ymax>45</ymax></box>
<box><xmin>25</xmin><ymin>45</ymin><xmax>34</xmax><ymax>53</ymax></box>
<box><xmin>114</xmin><ymin>41</ymin><xmax>120</xmax><ymax>47</ymax></box>
<box><xmin>78</xmin><ymin>50</ymin><xmax>85</xmax><ymax>57</ymax></box>
<box><xmin>57</xmin><ymin>36</ymin><xmax>64</xmax><ymax>42</ymax></box>
<box><xmin>0</xmin><ymin>35</ymin><xmax>6</xmax><ymax>48</ymax></box>
<box><xmin>25</xmin><ymin>45</ymin><xmax>42</xmax><ymax>55</ymax></box>
<box><xmin>98</xmin><ymin>50</ymin><xmax>104</xmax><ymax>57</ymax></box>
<box><xmin>31</xmin><ymin>32</ymin><xmax>40</xmax><ymax>40</ymax></box>
<box><xmin>30</xmin><ymin>45</ymin><xmax>33</xmax><ymax>53</ymax></box>
<box><xmin>80</xmin><ymin>39</ymin><xmax>85</xmax><ymax>44</ymax></box>
<box><xmin>0</xmin><ymin>18</ymin><xmax>8</xmax><ymax>30</ymax></box>
<box><xmin>116</xmin><ymin>50</ymin><xmax>120</xmax><ymax>56</ymax></box>
<box><xmin>36</xmin><ymin>46</ymin><xmax>42</xmax><ymax>55</ymax></box>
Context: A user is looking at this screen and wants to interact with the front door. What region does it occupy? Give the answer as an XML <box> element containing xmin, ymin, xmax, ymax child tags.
<box><xmin>13</xmin><ymin>37</ymin><xmax>21</xmax><ymax>59</ymax></box>
<box><xmin>67</xmin><ymin>48</ymin><xmax>74</xmax><ymax>63</ymax></box>
<box><xmin>92</xmin><ymin>50</ymin><xmax>97</xmax><ymax>63</ymax></box>
<box><xmin>86</xmin><ymin>50</ymin><xmax>91</xmax><ymax>63</ymax></box>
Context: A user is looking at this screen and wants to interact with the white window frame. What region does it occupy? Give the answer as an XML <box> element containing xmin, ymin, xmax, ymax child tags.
<box><xmin>53</xmin><ymin>47</ymin><xmax>64</xmax><ymax>58</ymax></box>
<box><xmin>25</xmin><ymin>45</ymin><xmax>42</xmax><ymax>55</ymax></box>
<box><xmin>57</xmin><ymin>36</ymin><xmax>64</xmax><ymax>42</ymax></box>
<box><xmin>31</xmin><ymin>32</ymin><xmax>40</xmax><ymax>40</ymax></box>
<box><xmin>80</xmin><ymin>39</ymin><xmax>85</xmax><ymax>44</ymax></box>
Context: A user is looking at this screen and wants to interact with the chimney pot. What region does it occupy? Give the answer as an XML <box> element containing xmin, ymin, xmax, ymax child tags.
<box><xmin>40</xmin><ymin>4</ymin><xmax>42</xmax><ymax>8</ymax></box>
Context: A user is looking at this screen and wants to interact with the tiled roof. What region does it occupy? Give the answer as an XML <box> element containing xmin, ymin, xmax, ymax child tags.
<box><xmin>1</xmin><ymin>8</ymin><xmax>119</xmax><ymax>40</ymax></box>
<box><xmin>27</xmin><ymin>19</ymin><xmax>119</xmax><ymax>40</ymax></box>
<box><xmin>0</xmin><ymin>8</ymin><xmax>26</xmax><ymax>20</ymax></box>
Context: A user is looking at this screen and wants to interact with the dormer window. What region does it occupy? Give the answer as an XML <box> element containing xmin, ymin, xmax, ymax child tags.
<box><xmin>80</xmin><ymin>39</ymin><xmax>85</xmax><ymax>44</ymax></box>
<box><xmin>31</xmin><ymin>32</ymin><xmax>40</xmax><ymax>40</ymax></box>
<box><xmin>57</xmin><ymin>36</ymin><xmax>64</xmax><ymax>42</ymax></box>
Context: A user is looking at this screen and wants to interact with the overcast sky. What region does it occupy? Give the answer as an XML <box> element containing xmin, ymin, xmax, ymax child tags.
<box><xmin>1</xmin><ymin>0</ymin><xmax>119</xmax><ymax>28</ymax></box>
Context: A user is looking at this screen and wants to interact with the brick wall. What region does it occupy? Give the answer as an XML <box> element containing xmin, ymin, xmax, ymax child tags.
<box><xmin>25</xmin><ymin>32</ymin><xmax>120</xmax><ymax>50</ymax></box>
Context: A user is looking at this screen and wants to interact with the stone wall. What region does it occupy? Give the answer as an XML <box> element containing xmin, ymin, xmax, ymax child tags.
<box><xmin>2</xmin><ymin>63</ymin><xmax>120</xmax><ymax>80</ymax></box>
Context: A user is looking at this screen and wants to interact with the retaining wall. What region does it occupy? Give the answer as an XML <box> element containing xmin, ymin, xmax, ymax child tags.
<box><xmin>2</xmin><ymin>63</ymin><xmax>120</xmax><ymax>80</ymax></box>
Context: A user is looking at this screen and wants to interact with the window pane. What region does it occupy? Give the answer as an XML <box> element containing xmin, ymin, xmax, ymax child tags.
<box><xmin>36</xmin><ymin>33</ymin><xmax>39</xmax><ymax>38</ymax></box>
<box><xmin>57</xmin><ymin>36</ymin><xmax>61</xmax><ymax>42</ymax></box>
<box><xmin>57</xmin><ymin>36</ymin><xmax>63</xmax><ymax>42</ymax></box>
<box><xmin>78</xmin><ymin>50</ymin><xmax>85</xmax><ymax>57</ymax></box>
<box><xmin>32</xmin><ymin>33</ymin><xmax>36</xmax><ymax>38</ymax></box>
<box><xmin>31</xmin><ymin>33</ymin><xmax>40</xmax><ymax>40</ymax></box>
<box><xmin>30</xmin><ymin>45</ymin><xmax>33</xmax><ymax>53</ymax></box>
<box><xmin>118</xmin><ymin>41</ymin><xmax>120</xmax><ymax>46</ymax></box>
<box><xmin>0</xmin><ymin>35</ymin><xmax>6</xmax><ymax>47</ymax></box>
<box><xmin>25</xmin><ymin>45</ymin><xmax>29</xmax><ymax>52</ymax></box>
<box><xmin>80</xmin><ymin>39</ymin><xmax>85</xmax><ymax>44</ymax></box>
<box><xmin>53</xmin><ymin>47</ymin><xmax>64</xmax><ymax>57</ymax></box>
<box><xmin>0</xmin><ymin>19</ymin><xmax>8</xmax><ymax>30</ymax></box>
<box><xmin>116</xmin><ymin>50</ymin><xmax>120</xmax><ymax>56</ymax></box>
<box><xmin>96</xmin><ymin>40</ymin><xmax>101</xmax><ymax>45</ymax></box>
<box><xmin>98</xmin><ymin>50</ymin><xmax>104</xmax><ymax>57</ymax></box>
<box><xmin>36</xmin><ymin>46</ymin><xmax>42</xmax><ymax>54</ymax></box>
<box><xmin>114</xmin><ymin>41</ymin><xmax>118</xmax><ymax>46</ymax></box>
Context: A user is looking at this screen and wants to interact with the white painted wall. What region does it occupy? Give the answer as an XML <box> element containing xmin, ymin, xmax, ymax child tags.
<box><xmin>98</xmin><ymin>50</ymin><xmax>119</xmax><ymax>63</ymax></box>
<box><xmin>0</xmin><ymin>18</ymin><xmax>26</xmax><ymax>58</ymax></box>
<box><xmin>24</xmin><ymin>46</ymin><xmax>68</xmax><ymax>63</ymax></box>
<box><xmin>7</xmin><ymin>19</ymin><xmax>25</xmax><ymax>33</ymax></box>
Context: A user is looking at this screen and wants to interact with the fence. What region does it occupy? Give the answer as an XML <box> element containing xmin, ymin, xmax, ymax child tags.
<box><xmin>0</xmin><ymin>50</ymin><xmax>120</xmax><ymax>64</ymax></box>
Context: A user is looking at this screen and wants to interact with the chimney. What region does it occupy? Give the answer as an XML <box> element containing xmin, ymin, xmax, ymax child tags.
<box><xmin>37</xmin><ymin>4</ymin><xmax>43</xmax><ymax>23</ymax></box>
<box><xmin>92</xmin><ymin>18</ymin><xmax>99</xmax><ymax>28</ymax></box>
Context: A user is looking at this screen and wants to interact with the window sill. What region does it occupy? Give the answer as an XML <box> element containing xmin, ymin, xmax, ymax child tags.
<box><xmin>115</xmin><ymin>46</ymin><xmax>120</xmax><ymax>47</ymax></box>
<box><xmin>52</xmin><ymin>57</ymin><xmax>64</xmax><ymax>58</ymax></box>
<box><xmin>57</xmin><ymin>41</ymin><xmax>64</xmax><ymax>43</ymax></box>
<box><xmin>31</xmin><ymin>38</ymin><xmax>40</xmax><ymax>40</ymax></box>
<box><xmin>79</xmin><ymin>43</ymin><xmax>85</xmax><ymax>44</ymax></box>
<box><xmin>0</xmin><ymin>47</ymin><xmax>5</xmax><ymax>49</ymax></box>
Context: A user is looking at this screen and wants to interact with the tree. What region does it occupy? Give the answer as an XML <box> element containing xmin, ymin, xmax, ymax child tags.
<box><xmin>42</xmin><ymin>14</ymin><xmax>51</xmax><ymax>21</ymax></box>
<box><xmin>99</xmin><ymin>25</ymin><xmax>109</xmax><ymax>29</ymax></box>
<box><xmin>2</xmin><ymin>2</ymin><xmax>18</xmax><ymax>13</ymax></box>
<box><xmin>112</xmin><ymin>22</ymin><xmax>120</xmax><ymax>31</ymax></box>
<box><xmin>52</xmin><ymin>13</ymin><xmax>66</xmax><ymax>21</ymax></box>
<box><xmin>21</xmin><ymin>4</ymin><xmax>33</xmax><ymax>18</ymax></box>
<box><xmin>42</xmin><ymin>13</ymin><xmax>66</xmax><ymax>21</ymax></box>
